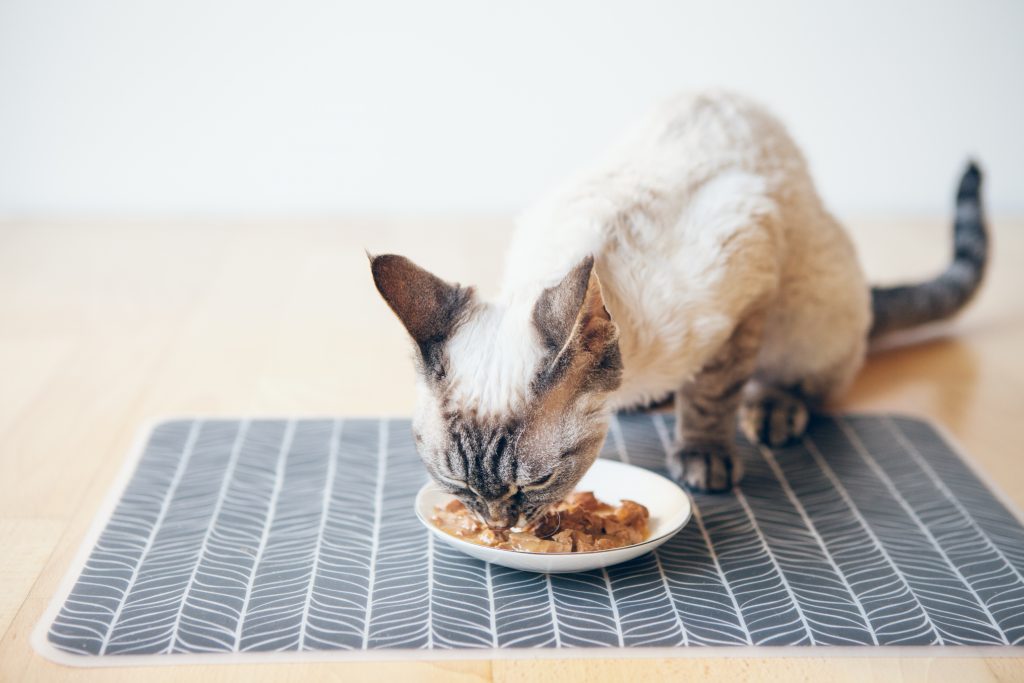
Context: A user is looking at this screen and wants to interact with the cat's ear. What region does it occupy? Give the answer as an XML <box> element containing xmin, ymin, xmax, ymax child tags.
<box><xmin>532</xmin><ymin>255</ymin><xmax>615</xmax><ymax>356</ymax></box>
<box><xmin>370</xmin><ymin>253</ymin><xmax>474</xmax><ymax>362</ymax></box>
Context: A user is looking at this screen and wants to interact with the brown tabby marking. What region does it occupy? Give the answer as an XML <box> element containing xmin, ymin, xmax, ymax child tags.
<box><xmin>670</xmin><ymin>313</ymin><xmax>765</xmax><ymax>492</ymax></box>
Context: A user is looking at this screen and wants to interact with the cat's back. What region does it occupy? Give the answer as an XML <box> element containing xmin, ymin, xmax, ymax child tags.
<box><xmin>517</xmin><ymin>90</ymin><xmax>808</xmax><ymax>238</ymax></box>
<box><xmin>504</xmin><ymin>91</ymin><xmax>846</xmax><ymax>407</ymax></box>
<box><xmin>504</xmin><ymin>91</ymin><xmax>807</xmax><ymax>293</ymax></box>
<box><xmin>609</xmin><ymin>90</ymin><xmax>806</xmax><ymax>189</ymax></box>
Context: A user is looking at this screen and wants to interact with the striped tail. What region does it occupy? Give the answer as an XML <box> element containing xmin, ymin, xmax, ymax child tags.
<box><xmin>869</xmin><ymin>162</ymin><xmax>989</xmax><ymax>338</ymax></box>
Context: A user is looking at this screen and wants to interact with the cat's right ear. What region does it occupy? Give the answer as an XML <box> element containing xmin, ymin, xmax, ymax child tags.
<box><xmin>369</xmin><ymin>253</ymin><xmax>474</xmax><ymax>365</ymax></box>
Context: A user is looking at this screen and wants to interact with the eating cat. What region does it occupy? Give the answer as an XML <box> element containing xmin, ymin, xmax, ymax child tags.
<box><xmin>370</xmin><ymin>91</ymin><xmax>987</xmax><ymax>529</ymax></box>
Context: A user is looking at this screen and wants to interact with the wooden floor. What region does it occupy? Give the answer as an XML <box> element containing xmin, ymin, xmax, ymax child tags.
<box><xmin>1</xmin><ymin>216</ymin><xmax>1023</xmax><ymax>682</ymax></box>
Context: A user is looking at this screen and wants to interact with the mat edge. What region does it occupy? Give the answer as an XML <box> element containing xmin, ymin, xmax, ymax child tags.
<box><xmin>29</xmin><ymin>642</ymin><xmax>1024</xmax><ymax>669</ymax></box>
<box><xmin>31</xmin><ymin>415</ymin><xmax>174</xmax><ymax>667</ymax></box>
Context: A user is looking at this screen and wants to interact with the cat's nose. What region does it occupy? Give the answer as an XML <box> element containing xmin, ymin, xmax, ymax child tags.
<box><xmin>484</xmin><ymin>501</ymin><xmax>517</xmax><ymax>530</ymax></box>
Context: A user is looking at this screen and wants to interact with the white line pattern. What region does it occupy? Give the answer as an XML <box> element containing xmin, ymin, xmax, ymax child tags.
<box><xmin>234</xmin><ymin>420</ymin><xmax>296</xmax><ymax>651</ymax></box>
<box><xmin>427</xmin><ymin>531</ymin><xmax>435</xmax><ymax>648</ymax></box>
<box><xmin>99</xmin><ymin>420</ymin><xmax>203</xmax><ymax>656</ymax></box>
<box><xmin>883</xmin><ymin>416</ymin><xmax>1024</xmax><ymax>644</ymax></box>
<box><xmin>601</xmin><ymin>568</ymin><xmax>626</xmax><ymax>647</ymax></box>
<box><xmin>734</xmin><ymin>488</ymin><xmax>816</xmax><ymax>644</ymax></box>
<box><xmin>297</xmin><ymin>419</ymin><xmax>342</xmax><ymax>651</ymax></box>
<box><xmin>166</xmin><ymin>420</ymin><xmax>250</xmax><ymax>653</ymax></box>
<box><xmin>361</xmin><ymin>419</ymin><xmax>388</xmax><ymax>650</ymax></box>
<box><xmin>837</xmin><ymin>418</ymin><xmax>1010</xmax><ymax>645</ymax></box>
<box><xmin>485</xmin><ymin>561</ymin><xmax>498</xmax><ymax>648</ymax></box>
<box><xmin>48</xmin><ymin>414</ymin><xmax>1024</xmax><ymax>656</ymax></box>
<box><xmin>759</xmin><ymin>446</ymin><xmax>878</xmax><ymax>645</ymax></box>
<box><xmin>652</xmin><ymin>414</ymin><xmax>753</xmax><ymax>646</ymax></box>
<box><xmin>884</xmin><ymin>416</ymin><xmax>1024</xmax><ymax>644</ymax></box>
<box><xmin>803</xmin><ymin>434</ymin><xmax>944</xmax><ymax>645</ymax></box>
<box><xmin>545</xmin><ymin>575</ymin><xmax>563</xmax><ymax>648</ymax></box>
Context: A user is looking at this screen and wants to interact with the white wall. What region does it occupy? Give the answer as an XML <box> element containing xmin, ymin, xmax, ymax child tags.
<box><xmin>1</xmin><ymin>0</ymin><xmax>1021</xmax><ymax>217</ymax></box>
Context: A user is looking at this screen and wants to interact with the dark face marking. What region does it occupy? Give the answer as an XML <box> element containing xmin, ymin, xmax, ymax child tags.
<box><xmin>421</xmin><ymin>376</ymin><xmax>615</xmax><ymax>528</ymax></box>
<box><xmin>428</xmin><ymin>414</ymin><xmax>523</xmax><ymax>528</ymax></box>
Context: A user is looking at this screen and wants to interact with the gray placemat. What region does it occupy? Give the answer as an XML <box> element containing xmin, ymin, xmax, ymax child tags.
<box><xmin>39</xmin><ymin>414</ymin><xmax>1024</xmax><ymax>662</ymax></box>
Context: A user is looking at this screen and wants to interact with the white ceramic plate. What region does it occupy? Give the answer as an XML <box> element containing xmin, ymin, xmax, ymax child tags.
<box><xmin>414</xmin><ymin>459</ymin><xmax>692</xmax><ymax>573</ymax></box>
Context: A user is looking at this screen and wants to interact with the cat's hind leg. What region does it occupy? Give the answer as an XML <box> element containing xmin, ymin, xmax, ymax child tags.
<box><xmin>670</xmin><ymin>313</ymin><xmax>764</xmax><ymax>493</ymax></box>
<box><xmin>739</xmin><ymin>339</ymin><xmax>865</xmax><ymax>447</ymax></box>
<box><xmin>738</xmin><ymin>380</ymin><xmax>809</xmax><ymax>447</ymax></box>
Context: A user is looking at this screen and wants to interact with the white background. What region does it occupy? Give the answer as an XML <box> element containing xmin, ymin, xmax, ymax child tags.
<box><xmin>1</xmin><ymin>0</ymin><xmax>1021</xmax><ymax>217</ymax></box>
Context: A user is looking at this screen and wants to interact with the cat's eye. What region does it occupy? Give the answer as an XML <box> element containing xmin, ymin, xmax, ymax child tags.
<box><xmin>558</xmin><ymin>445</ymin><xmax>581</xmax><ymax>460</ymax></box>
<box><xmin>434</xmin><ymin>471</ymin><xmax>468</xmax><ymax>492</ymax></box>
<box><xmin>521</xmin><ymin>471</ymin><xmax>556</xmax><ymax>492</ymax></box>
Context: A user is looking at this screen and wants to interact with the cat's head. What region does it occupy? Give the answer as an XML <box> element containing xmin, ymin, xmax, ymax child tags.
<box><xmin>370</xmin><ymin>253</ymin><xmax>622</xmax><ymax>528</ymax></box>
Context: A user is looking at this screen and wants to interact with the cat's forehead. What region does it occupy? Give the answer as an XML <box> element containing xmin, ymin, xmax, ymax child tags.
<box><xmin>443</xmin><ymin>302</ymin><xmax>547</xmax><ymax>417</ymax></box>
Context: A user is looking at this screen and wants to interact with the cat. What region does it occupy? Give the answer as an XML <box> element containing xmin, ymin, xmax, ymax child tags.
<box><xmin>370</xmin><ymin>91</ymin><xmax>987</xmax><ymax>530</ymax></box>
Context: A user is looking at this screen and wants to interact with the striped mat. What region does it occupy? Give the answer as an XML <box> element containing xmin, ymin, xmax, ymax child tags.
<box><xmin>36</xmin><ymin>414</ymin><xmax>1024</xmax><ymax>664</ymax></box>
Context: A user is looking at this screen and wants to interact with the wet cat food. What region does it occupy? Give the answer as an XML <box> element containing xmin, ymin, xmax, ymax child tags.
<box><xmin>432</xmin><ymin>491</ymin><xmax>649</xmax><ymax>553</ymax></box>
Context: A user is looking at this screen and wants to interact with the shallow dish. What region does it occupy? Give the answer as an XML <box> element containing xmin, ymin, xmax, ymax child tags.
<box><xmin>414</xmin><ymin>458</ymin><xmax>692</xmax><ymax>573</ymax></box>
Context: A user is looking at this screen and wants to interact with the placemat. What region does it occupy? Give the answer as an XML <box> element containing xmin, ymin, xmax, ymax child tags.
<box><xmin>35</xmin><ymin>414</ymin><xmax>1024</xmax><ymax>664</ymax></box>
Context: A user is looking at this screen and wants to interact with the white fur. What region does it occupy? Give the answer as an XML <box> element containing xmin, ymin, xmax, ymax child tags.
<box><xmin>487</xmin><ymin>90</ymin><xmax>873</xmax><ymax>408</ymax></box>
<box><xmin>446</xmin><ymin>298</ymin><xmax>546</xmax><ymax>416</ymax></box>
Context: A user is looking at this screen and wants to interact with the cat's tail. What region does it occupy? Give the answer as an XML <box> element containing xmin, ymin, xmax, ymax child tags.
<box><xmin>869</xmin><ymin>161</ymin><xmax>989</xmax><ymax>338</ymax></box>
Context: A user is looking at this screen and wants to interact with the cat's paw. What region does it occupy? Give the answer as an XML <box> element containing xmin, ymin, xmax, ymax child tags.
<box><xmin>740</xmin><ymin>385</ymin><xmax>808</xmax><ymax>447</ymax></box>
<box><xmin>667</xmin><ymin>444</ymin><xmax>744</xmax><ymax>493</ymax></box>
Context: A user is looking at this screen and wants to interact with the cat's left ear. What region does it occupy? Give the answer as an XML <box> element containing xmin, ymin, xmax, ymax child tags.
<box><xmin>533</xmin><ymin>256</ymin><xmax>618</xmax><ymax>359</ymax></box>
<box><xmin>369</xmin><ymin>253</ymin><xmax>474</xmax><ymax>364</ymax></box>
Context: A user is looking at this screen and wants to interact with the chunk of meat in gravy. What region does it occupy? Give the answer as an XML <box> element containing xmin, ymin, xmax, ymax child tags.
<box><xmin>431</xmin><ymin>493</ymin><xmax>650</xmax><ymax>553</ymax></box>
<box><xmin>431</xmin><ymin>498</ymin><xmax>484</xmax><ymax>538</ymax></box>
<box><xmin>563</xmin><ymin>491</ymin><xmax>609</xmax><ymax>512</ymax></box>
<box><xmin>501</xmin><ymin>531</ymin><xmax>573</xmax><ymax>553</ymax></box>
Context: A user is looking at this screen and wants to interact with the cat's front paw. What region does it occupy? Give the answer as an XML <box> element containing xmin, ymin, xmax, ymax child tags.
<box><xmin>667</xmin><ymin>444</ymin><xmax>744</xmax><ymax>493</ymax></box>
